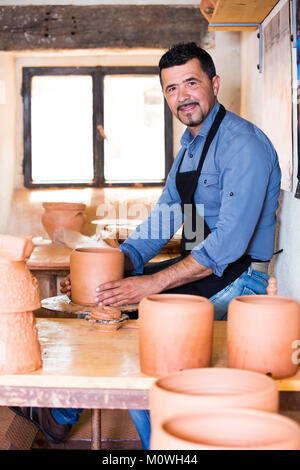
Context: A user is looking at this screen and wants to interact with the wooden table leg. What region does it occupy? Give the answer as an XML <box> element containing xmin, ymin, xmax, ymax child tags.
<box><xmin>91</xmin><ymin>409</ymin><xmax>101</xmax><ymax>450</ymax></box>
<box><xmin>49</xmin><ymin>275</ymin><xmax>58</xmax><ymax>297</ymax></box>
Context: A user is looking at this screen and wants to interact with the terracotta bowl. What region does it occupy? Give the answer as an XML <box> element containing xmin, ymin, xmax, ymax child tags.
<box><xmin>149</xmin><ymin>367</ymin><xmax>279</xmax><ymax>433</ymax></box>
<box><xmin>70</xmin><ymin>247</ymin><xmax>124</xmax><ymax>306</ymax></box>
<box><xmin>42</xmin><ymin>202</ymin><xmax>86</xmax><ymax>240</ymax></box>
<box><xmin>139</xmin><ymin>294</ymin><xmax>214</xmax><ymax>377</ymax></box>
<box><xmin>151</xmin><ymin>409</ymin><xmax>300</xmax><ymax>450</ymax></box>
<box><xmin>228</xmin><ymin>295</ymin><xmax>300</xmax><ymax>379</ymax></box>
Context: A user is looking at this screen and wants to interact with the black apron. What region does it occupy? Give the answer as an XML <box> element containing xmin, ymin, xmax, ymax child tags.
<box><xmin>175</xmin><ymin>104</ymin><xmax>252</xmax><ymax>298</ymax></box>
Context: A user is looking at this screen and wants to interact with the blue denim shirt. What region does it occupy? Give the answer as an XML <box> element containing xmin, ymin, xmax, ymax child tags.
<box><xmin>120</xmin><ymin>101</ymin><xmax>281</xmax><ymax>277</ymax></box>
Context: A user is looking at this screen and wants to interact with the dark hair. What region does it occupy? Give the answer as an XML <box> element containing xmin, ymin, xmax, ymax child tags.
<box><xmin>158</xmin><ymin>42</ymin><xmax>216</xmax><ymax>83</ymax></box>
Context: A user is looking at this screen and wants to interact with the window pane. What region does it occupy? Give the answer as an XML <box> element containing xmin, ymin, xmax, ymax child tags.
<box><xmin>31</xmin><ymin>75</ymin><xmax>94</xmax><ymax>184</ymax></box>
<box><xmin>103</xmin><ymin>75</ymin><xmax>165</xmax><ymax>183</ymax></box>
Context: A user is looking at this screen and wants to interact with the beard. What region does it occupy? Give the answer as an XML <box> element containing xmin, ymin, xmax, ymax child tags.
<box><xmin>176</xmin><ymin>101</ymin><xmax>205</xmax><ymax>127</ymax></box>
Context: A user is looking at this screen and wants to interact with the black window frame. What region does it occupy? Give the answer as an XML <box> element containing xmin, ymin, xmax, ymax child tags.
<box><xmin>22</xmin><ymin>66</ymin><xmax>173</xmax><ymax>188</ymax></box>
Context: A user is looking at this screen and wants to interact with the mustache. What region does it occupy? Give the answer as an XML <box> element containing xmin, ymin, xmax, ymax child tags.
<box><xmin>177</xmin><ymin>101</ymin><xmax>199</xmax><ymax>112</ymax></box>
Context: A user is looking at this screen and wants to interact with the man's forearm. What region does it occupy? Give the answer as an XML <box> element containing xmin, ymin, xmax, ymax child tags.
<box><xmin>151</xmin><ymin>254</ymin><xmax>212</xmax><ymax>291</ymax></box>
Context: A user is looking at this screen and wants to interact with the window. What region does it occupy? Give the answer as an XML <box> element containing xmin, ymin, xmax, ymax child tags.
<box><xmin>22</xmin><ymin>66</ymin><xmax>173</xmax><ymax>188</ymax></box>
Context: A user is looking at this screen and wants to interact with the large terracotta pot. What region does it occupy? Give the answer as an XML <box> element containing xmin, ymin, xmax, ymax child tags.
<box><xmin>227</xmin><ymin>293</ymin><xmax>300</xmax><ymax>379</ymax></box>
<box><xmin>70</xmin><ymin>247</ymin><xmax>125</xmax><ymax>306</ymax></box>
<box><xmin>0</xmin><ymin>311</ymin><xmax>42</xmax><ymax>374</ymax></box>
<box><xmin>149</xmin><ymin>367</ymin><xmax>279</xmax><ymax>440</ymax></box>
<box><xmin>0</xmin><ymin>236</ymin><xmax>40</xmax><ymax>313</ymax></box>
<box><xmin>138</xmin><ymin>294</ymin><xmax>214</xmax><ymax>377</ymax></box>
<box><xmin>42</xmin><ymin>202</ymin><xmax>86</xmax><ymax>240</ymax></box>
<box><xmin>152</xmin><ymin>409</ymin><xmax>300</xmax><ymax>450</ymax></box>
<box><xmin>0</xmin><ymin>234</ymin><xmax>42</xmax><ymax>374</ymax></box>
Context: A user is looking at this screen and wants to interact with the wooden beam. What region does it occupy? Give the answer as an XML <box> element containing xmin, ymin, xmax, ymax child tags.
<box><xmin>0</xmin><ymin>5</ymin><xmax>210</xmax><ymax>50</ymax></box>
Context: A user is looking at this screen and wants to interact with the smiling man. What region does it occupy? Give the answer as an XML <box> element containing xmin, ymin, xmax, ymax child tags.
<box><xmin>11</xmin><ymin>42</ymin><xmax>281</xmax><ymax>449</ymax></box>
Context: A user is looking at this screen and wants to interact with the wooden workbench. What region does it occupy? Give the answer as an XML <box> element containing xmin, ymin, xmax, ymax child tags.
<box><xmin>0</xmin><ymin>319</ymin><xmax>298</xmax><ymax>410</ymax></box>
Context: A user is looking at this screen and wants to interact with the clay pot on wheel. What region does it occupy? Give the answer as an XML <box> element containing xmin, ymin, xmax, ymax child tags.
<box><xmin>138</xmin><ymin>294</ymin><xmax>214</xmax><ymax>377</ymax></box>
<box><xmin>70</xmin><ymin>247</ymin><xmax>125</xmax><ymax>306</ymax></box>
<box><xmin>42</xmin><ymin>202</ymin><xmax>86</xmax><ymax>240</ymax></box>
<box><xmin>152</xmin><ymin>409</ymin><xmax>300</xmax><ymax>450</ymax></box>
<box><xmin>149</xmin><ymin>367</ymin><xmax>279</xmax><ymax>440</ymax></box>
<box><xmin>0</xmin><ymin>235</ymin><xmax>42</xmax><ymax>374</ymax></box>
<box><xmin>227</xmin><ymin>278</ymin><xmax>300</xmax><ymax>379</ymax></box>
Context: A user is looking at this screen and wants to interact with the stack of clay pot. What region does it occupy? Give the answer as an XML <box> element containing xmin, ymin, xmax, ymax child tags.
<box><xmin>70</xmin><ymin>247</ymin><xmax>125</xmax><ymax>306</ymax></box>
<box><xmin>227</xmin><ymin>278</ymin><xmax>300</xmax><ymax>379</ymax></box>
<box><xmin>138</xmin><ymin>294</ymin><xmax>214</xmax><ymax>377</ymax></box>
<box><xmin>0</xmin><ymin>235</ymin><xmax>42</xmax><ymax>374</ymax></box>
<box><xmin>41</xmin><ymin>202</ymin><xmax>86</xmax><ymax>241</ymax></box>
<box><xmin>150</xmin><ymin>367</ymin><xmax>300</xmax><ymax>450</ymax></box>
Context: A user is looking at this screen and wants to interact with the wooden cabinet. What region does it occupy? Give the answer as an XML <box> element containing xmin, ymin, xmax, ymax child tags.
<box><xmin>204</xmin><ymin>0</ymin><xmax>280</xmax><ymax>30</ymax></box>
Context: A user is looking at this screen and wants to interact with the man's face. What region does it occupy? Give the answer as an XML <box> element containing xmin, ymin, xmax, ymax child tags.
<box><xmin>161</xmin><ymin>58</ymin><xmax>220</xmax><ymax>136</ymax></box>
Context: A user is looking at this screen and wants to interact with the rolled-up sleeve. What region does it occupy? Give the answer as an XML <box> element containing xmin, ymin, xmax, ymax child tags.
<box><xmin>191</xmin><ymin>133</ymin><xmax>274</xmax><ymax>276</ymax></box>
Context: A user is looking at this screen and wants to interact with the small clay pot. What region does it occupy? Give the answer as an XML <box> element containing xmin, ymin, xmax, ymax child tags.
<box><xmin>0</xmin><ymin>311</ymin><xmax>42</xmax><ymax>374</ymax></box>
<box><xmin>0</xmin><ymin>234</ymin><xmax>34</xmax><ymax>261</ymax></box>
<box><xmin>227</xmin><ymin>294</ymin><xmax>300</xmax><ymax>379</ymax></box>
<box><xmin>0</xmin><ymin>235</ymin><xmax>40</xmax><ymax>313</ymax></box>
<box><xmin>70</xmin><ymin>247</ymin><xmax>125</xmax><ymax>306</ymax></box>
<box><xmin>138</xmin><ymin>294</ymin><xmax>214</xmax><ymax>377</ymax></box>
<box><xmin>149</xmin><ymin>367</ymin><xmax>279</xmax><ymax>435</ymax></box>
<box><xmin>42</xmin><ymin>202</ymin><xmax>86</xmax><ymax>240</ymax></box>
<box><xmin>152</xmin><ymin>409</ymin><xmax>300</xmax><ymax>450</ymax></box>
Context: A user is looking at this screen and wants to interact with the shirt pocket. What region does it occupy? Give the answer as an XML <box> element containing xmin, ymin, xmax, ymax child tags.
<box><xmin>195</xmin><ymin>172</ymin><xmax>220</xmax><ymax>206</ymax></box>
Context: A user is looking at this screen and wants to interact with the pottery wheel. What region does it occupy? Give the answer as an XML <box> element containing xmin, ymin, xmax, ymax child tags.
<box><xmin>41</xmin><ymin>294</ymin><xmax>139</xmax><ymax>316</ymax></box>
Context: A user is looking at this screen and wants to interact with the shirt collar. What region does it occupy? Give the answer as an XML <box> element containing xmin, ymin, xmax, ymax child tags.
<box><xmin>180</xmin><ymin>101</ymin><xmax>220</xmax><ymax>147</ymax></box>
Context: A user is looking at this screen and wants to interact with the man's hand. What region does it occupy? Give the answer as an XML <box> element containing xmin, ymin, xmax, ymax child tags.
<box><xmin>94</xmin><ymin>275</ymin><xmax>161</xmax><ymax>307</ymax></box>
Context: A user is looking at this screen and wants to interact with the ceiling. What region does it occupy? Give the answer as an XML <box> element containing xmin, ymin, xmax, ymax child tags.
<box><xmin>0</xmin><ymin>1</ymin><xmax>200</xmax><ymax>5</ymax></box>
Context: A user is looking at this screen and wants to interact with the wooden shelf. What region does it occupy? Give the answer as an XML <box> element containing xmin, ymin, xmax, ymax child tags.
<box><xmin>207</xmin><ymin>0</ymin><xmax>280</xmax><ymax>31</ymax></box>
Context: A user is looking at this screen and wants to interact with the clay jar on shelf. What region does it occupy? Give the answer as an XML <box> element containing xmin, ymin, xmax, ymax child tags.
<box><xmin>151</xmin><ymin>409</ymin><xmax>300</xmax><ymax>450</ymax></box>
<box><xmin>0</xmin><ymin>235</ymin><xmax>42</xmax><ymax>374</ymax></box>
<box><xmin>138</xmin><ymin>294</ymin><xmax>214</xmax><ymax>377</ymax></box>
<box><xmin>41</xmin><ymin>202</ymin><xmax>86</xmax><ymax>240</ymax></box>
<box><xmin>149</xmin><ymin>367</ymin><xmax>279</xmax><ymax>440</ymax></box>
<box><xmin>227</xmin><ymin>278</ymin><xmax>300</xmax><ymax>379</ymax></box>
<box><xmin>70</xmin><ymin>247</ymin><xmax>125</xmax><ymax>306</ymax></box>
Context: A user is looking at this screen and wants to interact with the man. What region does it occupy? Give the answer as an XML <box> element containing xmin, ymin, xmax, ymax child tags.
<box><xmin>11</xmin><ymin>42</ymin><xmax>281</xmax><ymax>448</ymax></box>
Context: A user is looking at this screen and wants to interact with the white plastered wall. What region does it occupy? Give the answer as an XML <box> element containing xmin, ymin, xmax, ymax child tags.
<box><xmin>240</xmin><ymin>0</ymin><xmax>300</xmax><ymax>301</ymax></box>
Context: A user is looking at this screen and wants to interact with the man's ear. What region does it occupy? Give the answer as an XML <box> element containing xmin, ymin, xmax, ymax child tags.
<box><xmin>212</xmin><ymin>75</ymin><xmax>221</xmax><ymax>97</ymax></box>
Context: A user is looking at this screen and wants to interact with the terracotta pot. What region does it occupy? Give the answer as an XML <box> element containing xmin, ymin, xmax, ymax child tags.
<box><xmin>149</xmin><ymin>367</ymin><xmax>279</xmax><ymax>436</ymax></box>
<box><xmin>0</xmin><ymin>234</ymin><xmax>34</xmax><ymax>261</ymax></box>
<box><xmin>138</xmin><ymin>294</ymin><xmax>214</xmax><ymax>377</ymax></box>
<box><xmin>152</xmin><ymin>409</ymin><xmax>300</xmax><ymax>450</ymax></box>
<box><xmin>0</xmin><ymin>311</ymin><xmax>42</xmax><ymax>374</ymax></box>
<box><xmin>0</xmin><ymin>235</ymin><xmax>40</xmax><ymax>313</ymax></box>
<box><xmin>227</xmin><ymin>294</ymin><xmax>300</xmax><ymax>379</ymax></box>
<box><xmin>42</xmin><ymin>202</ymin><xmax>86</xmax><ymax>240</ymax></box>
<box><xmin>70</xmin><ymin>247</ymin><xmax>125</xmax><ymax>306</ymax></box>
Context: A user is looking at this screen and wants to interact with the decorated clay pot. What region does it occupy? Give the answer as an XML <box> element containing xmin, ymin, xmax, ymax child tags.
<box><xmin>0</xmin><ymin>235</ymin><xmax>40</xmax><ymax>313</ymax></box>
<box><xmin>0</xmin><ymin>234</ymin><xmax>42</xmax><ymax>374</ymax></box>
<box><xmin>70</xmin><ymin>247</ymin><xmax>125</xmax><ymax>306</ymax></box>
<box><xmin>0</xmin><ymin>311</ymin><xmax>42</xmax><ymax>374</ymax></box>
<box><xmin>227</xmin><ymin>280</ymin><xmax>300</xmax><ymax>379</ymax></box>
<box><xmin>138</xmin><ymin>294</ymin><xmax>214</xmax><ymax>377</ymax></box>
<box><xmin>152</xmin><ymin>409</ymin><xmax>300</xmax><ymax>450</ymax></box>
<box><xmin>42</xmin><ymin>202</ymin><xmax>86</xmax><ymax>240</ymax></box>
<box><xmin>149</xmin><ymin>367</ymin><xmax>279</xmax><ymax>437</ymax></box>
